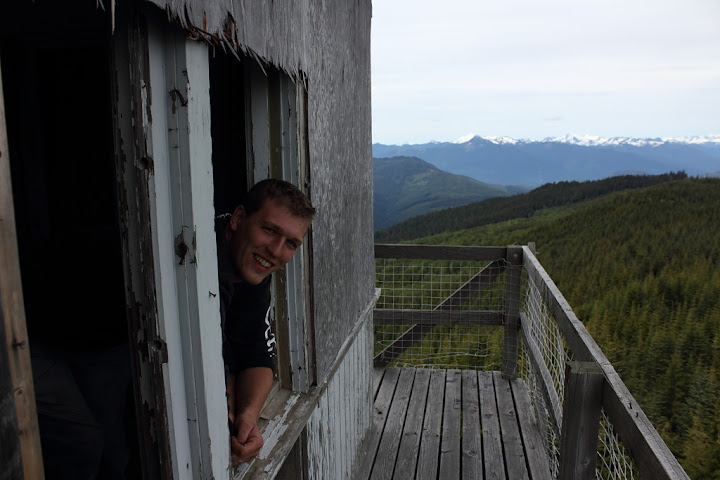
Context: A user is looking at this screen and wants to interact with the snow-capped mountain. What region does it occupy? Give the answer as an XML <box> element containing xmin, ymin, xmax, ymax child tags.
<box><xmin>453</xmin><ymin>133</ymin><xmax>720</xmax><ymax>148</ymax></box>
<box><xmin>373</xmin><ymin>134</ymin><xmax>720</xmax><ymax>186</ymax></box>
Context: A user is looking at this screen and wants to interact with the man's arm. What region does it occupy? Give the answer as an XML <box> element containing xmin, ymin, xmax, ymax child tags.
<box><xmin>228</xmin><ymin>366</ymin><xmax>273</xmax><ymax>465</ymax></box>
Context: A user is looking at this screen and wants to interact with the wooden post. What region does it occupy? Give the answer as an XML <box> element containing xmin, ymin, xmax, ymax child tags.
<box><xmin>560</xmin><ymin>361</ymin><xmax>604</xmax><ymax>480</ymax></box>
<box><xmin>1</xmin><ymin>297</ymin><xmax>23</xmax><ymax>480</ymax></box>
<box><xmin>502</xmin><ymin>246</ymin><xmax>523</xmax><ymax>378</ymax></box>
<box><xmin>0</xmin><ymin>56</ymin><xmax>45</xmax><ymax>480</ymax></box>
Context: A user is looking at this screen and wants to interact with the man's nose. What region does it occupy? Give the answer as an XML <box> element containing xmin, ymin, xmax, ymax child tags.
<box><xmin>268</xmin><ymin>237</ymin><xmax>283</xmax><ymax>258</ymax></box>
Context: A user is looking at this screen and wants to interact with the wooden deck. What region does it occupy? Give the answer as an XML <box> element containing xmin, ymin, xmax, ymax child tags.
<box><xmin>353</xmin><ymin>367</ymin><xmax>552</xmax><ymax>480</ymax></box>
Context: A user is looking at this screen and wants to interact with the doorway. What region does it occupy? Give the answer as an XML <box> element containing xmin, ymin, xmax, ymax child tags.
<box><xmin>0</xmin><ymin>2</ymin><xmax>140</xmax><ymax>478</ymax></box>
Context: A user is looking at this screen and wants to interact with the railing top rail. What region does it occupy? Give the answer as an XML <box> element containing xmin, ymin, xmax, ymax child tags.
<box><xmin>521</xmin><ymin>245</ymin><xmax>689</xmax><ymax>480</ymax></box>
<box><xmin>521</xmin><ymin>246</ymin><xmax>610</xmax><ymax>366</ymax></box>
<box><xmin>375</xmin><ymin>244</ymin><xmax>508</xmax><ymax>261</ymax></box>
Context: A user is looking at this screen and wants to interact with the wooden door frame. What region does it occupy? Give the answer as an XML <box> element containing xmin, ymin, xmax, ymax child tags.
<box><xmin>0</xmin><ymin>55</ymin><xmax>45</xmax><ymax>480</ymax></box>
<box><xmin>111</xmin><ymin>5</ymin><xmax>228</xmax><ymax>478</ymax></box>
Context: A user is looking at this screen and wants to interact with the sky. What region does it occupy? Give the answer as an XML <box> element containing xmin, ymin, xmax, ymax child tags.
<box><xmin>371</xmin><ymin>0</ymin><xmax>720</xmax><ymax>145</ymax></box>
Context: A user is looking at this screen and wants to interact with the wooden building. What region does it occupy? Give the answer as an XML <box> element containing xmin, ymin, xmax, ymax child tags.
<box><xmin>0</xmin><ymin>0</ymin><xmax>375</xmax><ymax>478</ymax></box>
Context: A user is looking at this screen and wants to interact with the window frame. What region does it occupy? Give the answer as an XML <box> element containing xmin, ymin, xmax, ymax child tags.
<box><xmin>242</xmin><ymin>61</ymin><xmax>315</xmax><ymax>393</ymax></box>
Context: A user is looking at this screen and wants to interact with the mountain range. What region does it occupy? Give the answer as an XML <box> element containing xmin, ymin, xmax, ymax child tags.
<box><xmin>373</xmin><ymin>135</ymin><xmax>720</xmax><ymax>186</ymax></box>
<box><xmin>373</xmin><ymin>156</ymin><xmax>528</xmax><ymax>230</ymax></box>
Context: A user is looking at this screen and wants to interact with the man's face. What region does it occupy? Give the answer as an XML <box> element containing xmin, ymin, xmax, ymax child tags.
<box><xmin>228</xmin><ymin>198</ymin><xmax>309</xmax><ymax>285</ymax></box>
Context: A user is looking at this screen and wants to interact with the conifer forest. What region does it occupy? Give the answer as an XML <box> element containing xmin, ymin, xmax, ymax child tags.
<box><xmin>376</xmin><ymin>176</ymin><xmax>720</xmax><ymax>479</ymax></box>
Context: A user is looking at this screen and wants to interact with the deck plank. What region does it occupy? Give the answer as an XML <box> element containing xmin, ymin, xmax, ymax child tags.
<box><xmin>461</xmin><ymin>371</ymin><xmax>482</xmax><ymax>480</ymax></box>
<box><xmin>415</xmin><ymin>370</ymin><xmax>445</xmax><ymax>479</ymax></box>
<box><xmin>373</xmin><ymin>366</ymin><xmax>385</xmax><ymax>399</ymax></box>
<box><xmin>393</xmin><ymin>369</ymin><xmax>431</xmax><ymax>480</ymax></box>
<box><xmin>355</xmin><ymin>367</ymin><xmax>401</xmax><ymax>478</ymax></box>
<box><xmin>494</xmin><ymin>372</ymin><xmax>529</xmax><ymax>480</ymax></box>
<box><xmin>371</xmin><ymin>368</ymin><xmax>415</xmax><ymax>480</ymax></box>
<box><xmin>439</xmin><ymin>370</ymin><xmax>462</xmax><ymax>479</ymax></box>
<box><xmin>358</xmin><ymin>368</ymin><xmax>552</xmax><ymax>480</ymax></box>
<box><xmin>479</xmin><ymin>372</ymin><xmax>506</xmax><ymax>480</ymax></box>
<box><xmin>511</xmin><ymin>378</ymin><xmax>553</xmax><ymax>480</ymax></box>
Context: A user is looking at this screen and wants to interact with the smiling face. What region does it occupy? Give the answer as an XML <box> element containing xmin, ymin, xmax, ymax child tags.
<box><xmin>227</xmin><ymin>198</ymin><xmax>309</xmax><ymax>285</ymax></box>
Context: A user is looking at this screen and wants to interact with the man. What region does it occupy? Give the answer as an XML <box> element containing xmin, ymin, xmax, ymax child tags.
<box><xmin>215</xmin><ymin>179</ymin><xmax>315</xmax><ymax>465</ymax></box>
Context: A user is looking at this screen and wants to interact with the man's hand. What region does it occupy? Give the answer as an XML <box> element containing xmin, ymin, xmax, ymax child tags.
<box><xmin>230</xmin><ymin>414</ymin><xmax>264</xmax><ymax>465</ymax></box>
<box><xmin>226</xmin><ymin>367</ymin><xmax>273</xmax><ymax>466</ymax></box>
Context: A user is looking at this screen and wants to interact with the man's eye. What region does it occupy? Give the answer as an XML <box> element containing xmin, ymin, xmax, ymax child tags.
<box><xmin>287</xmin><ymin>241</ymin><xmax>297</xmax><ymax>250</ymax></box>
<box><xmin>263</xmin><ymin>227</ymin><xmax>275</xmax><ymax>234</ymax></box>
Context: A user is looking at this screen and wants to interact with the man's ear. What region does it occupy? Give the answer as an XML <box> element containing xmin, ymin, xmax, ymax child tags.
<box><xmin>229</xmin><ymin>205</ymin><xmax>246</xmax><ymax>231</ymax></box>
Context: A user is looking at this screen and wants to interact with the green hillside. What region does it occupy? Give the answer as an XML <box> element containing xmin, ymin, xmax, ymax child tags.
<box><xmin>403</xmin><ymin>178</ymin><xmax>720</xmax><ymax>479</ymax></box>
<box><xmin>375</xmin><ymin>171</ymin><xmax>687</xmax><ymax>242</ymax></box>
<box><xmin>373</xmin><ymin>156</ymin><xmax>521</xmax><ymax>230</ymax></box>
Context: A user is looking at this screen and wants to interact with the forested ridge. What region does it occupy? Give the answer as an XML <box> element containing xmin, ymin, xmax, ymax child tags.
<box><xmin>394</xmin><ymin>177</ymin><xmax>720</xmax><ymax>479</ymax></box>
<box><xmin>373</xmin><ymin>156</ymin><xmax>518</xmax><ymax>230</ymax></box>
<box><xmin>375</xmin><ymin>171</ymin><xmax>687</xmax><ymax>241</ymax></box>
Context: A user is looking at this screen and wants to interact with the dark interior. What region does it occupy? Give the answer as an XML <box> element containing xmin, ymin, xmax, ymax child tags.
<box><xmin>1</xmin><ymin>17</ymin><xmax>127</xmax><ymax>351</ymax></box>
<box><xmin>1</xmin><ymin>2</ymin><xmax>139</xmax><ymax>477</ymax></box>
<box><xmin>210</xmin><ymin>48</ymin><xmax>249</xmax><ymax>215</ymax></box>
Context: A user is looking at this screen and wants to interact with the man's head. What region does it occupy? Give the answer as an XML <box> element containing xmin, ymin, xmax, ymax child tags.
<box><xmin>242</xmin><ymin>179</ymin><xmax>316</xmax><ymax>222</ymax></box>
<box><xmin>227</xmin><ymin>179</ymin><xmax>315</xmax><ymax>285</ymax></box>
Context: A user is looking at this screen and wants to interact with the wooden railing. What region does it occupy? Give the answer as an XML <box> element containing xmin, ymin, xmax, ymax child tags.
<box><xmin>374</xmin><ymin>244</ymin><xmax>689</xmax><ymax>480</ymax></box>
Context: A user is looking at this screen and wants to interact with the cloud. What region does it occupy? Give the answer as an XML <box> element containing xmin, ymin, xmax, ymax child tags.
<box><xmin>371</xmin><ymin>0</ymin><xmax>720</xmax><ymax>143</ymax></box>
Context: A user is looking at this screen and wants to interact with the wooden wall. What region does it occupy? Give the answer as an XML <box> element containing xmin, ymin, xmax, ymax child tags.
<box><xmin>144</xmin><ymin>0</ymin><xmax>376</xmax><ymax>383</ymax></box>
<box><xmin>304</xmin><ymin>313</ymin><xmax>374</xmax><ymax>479</ymax></box>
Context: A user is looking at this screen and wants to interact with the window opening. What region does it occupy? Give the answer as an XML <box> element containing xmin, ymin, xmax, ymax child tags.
<box><xmin>209</xmin><ymin>51</ymin><xmax>313</xmax><ymax>395</ymax></box>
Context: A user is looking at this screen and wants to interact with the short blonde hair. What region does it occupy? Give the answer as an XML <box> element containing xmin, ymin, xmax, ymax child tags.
<box><xmin>243</xmin><ymin>179</ymin><xmax>315</xmax><ymax>222</ymax></box>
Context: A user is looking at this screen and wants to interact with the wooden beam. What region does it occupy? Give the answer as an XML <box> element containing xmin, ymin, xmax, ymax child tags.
<box><xmin>373</xmin><ymin>309</ymin><xmax>505</xmax><ymax>326</ymax></box>
<box><xmin>375</xmin><ymin>244</ymin><xmax>507</xmax><ymax>261</ymax></box>
<box><xmin>559</xmin><ymin>362</ymin><xmax>604</xmax><ymax>480</ymax></box>
<box><xmin>0</xmin><ymin>296</ymin><xmax>24</xmax><ymax>480</ymax></box>
<box><xmin>502</xmin><ymin>246</ymin><xmax>523</xmax><ymax>378</ymax></box>
<box><xmin>0</xmin><ymin>56</ymin><xmax>45</xmax><ymax>480</ymax></box>
<box><xmin>271</xmin><ymin>73</ymin><xmax>312</xmax><ymax>393</ymax></box>
<box><xmin>111</xmin><ymin>8</ymin><xmax>172</xmax><ymax>478</ymax></box>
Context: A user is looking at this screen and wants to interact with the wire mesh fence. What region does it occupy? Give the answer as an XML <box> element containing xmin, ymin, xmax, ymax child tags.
<box><xmin>373</xmin><ymin>246</ymin><xmax>677</xmax><ymax>480</ymax></box>
<box><xmin>519</xmin><ymin>264</ymin><xmax>642</xmax><ymax>480</ymax></box>
<box><xmin>519</xmin><ymin>266</ymin><xmax>573</xmax><ymax>477</ymax></box>
<box><xmin>597</xmin><ymin>410</ymin><xmax>640</xmax><ymax>480</ymax></box>
<box><xmin>374</xmin><ymin>257</ymin><xmax>507</xmax><ymax>370</ymax></box>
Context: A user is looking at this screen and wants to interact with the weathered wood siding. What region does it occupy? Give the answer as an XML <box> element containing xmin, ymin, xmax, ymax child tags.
<box><xmin>305</xmin><ymin>315</ymin><xmax>374</xmax><ymax>479</ymax></box>
<box><xmin>144</xmin><ymin>0</ymin><xmax>375</xmax><ymax>383</ymax></box>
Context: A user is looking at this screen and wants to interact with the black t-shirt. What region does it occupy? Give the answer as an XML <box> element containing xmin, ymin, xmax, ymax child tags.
<box><xmin>215</xmin><ymin>216</ymin><xmax>275</xmax><ymax>373</ymax></box>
